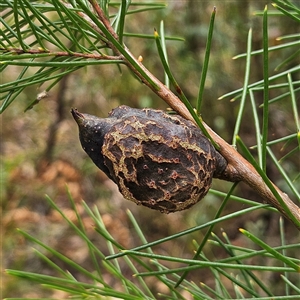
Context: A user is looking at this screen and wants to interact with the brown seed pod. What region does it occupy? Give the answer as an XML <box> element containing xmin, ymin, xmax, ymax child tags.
<box><xmin>71</xmin><ymin>105</ymin><xmax>227</xmax><ymax>213</ymax></box>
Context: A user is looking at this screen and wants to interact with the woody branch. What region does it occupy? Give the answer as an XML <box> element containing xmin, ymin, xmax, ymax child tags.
<box><xmin>84</xmin><ymin>1</ymin><xmax>300</xmax><ymax>229</ymax></box>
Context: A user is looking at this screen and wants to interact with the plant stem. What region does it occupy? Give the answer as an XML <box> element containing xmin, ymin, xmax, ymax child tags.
<box><xmin>79</xmin><ymin>2</ymin><xmax>300</xmax><ymax>229</ymax></box>
<box><xmin>125</xmin><ymin>52</ymin><xmax>300</xmax><ymax>230</ymax></box>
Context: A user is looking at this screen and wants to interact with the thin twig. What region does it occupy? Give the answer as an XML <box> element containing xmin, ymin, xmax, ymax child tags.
<box><xmin>125</xmin><ymin>47</ymin><xmax>300</xmax><ymax>229</ymax></box>
<box><xmin>77</xmin><ymin>4</ymin><xmax>300</xmax><ymax>230</ymax></box>
<box><xmin>89</xmin><ymin>0</ymin><xmax>119</xmax><ymax>40</ymax></box>
<box><xmin>0</xmin><ymin>47</ymin><xmax>120</xmax><ymax>61</ymax></box>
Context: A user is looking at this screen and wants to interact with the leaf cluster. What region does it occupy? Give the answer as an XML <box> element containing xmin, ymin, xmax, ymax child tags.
<box><xmin>1</xmin><ymin>0</ymin><xmax>300</xmax><ymax>299</ymax></box>
<box><xmin>5</xmin><ymin>192</ymin><xmax>300</xmax><ymax>299</ymax></box>
<box><xmin>0</xmin><ymin>0</ymin><xmax>168</xmax><ymax>112</ymax></box>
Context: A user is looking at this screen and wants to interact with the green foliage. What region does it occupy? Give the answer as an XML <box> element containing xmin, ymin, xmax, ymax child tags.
<box><xmin>1</xmin><ymin>0</ymin><xmax>300</xmax><ymax>299</ymax></box>
<box><xmin>0</xmin><ymin>0</ymin><xmax>168</xmax><ymax>112</ymax></box>
<box><xmin>5</xmin><ymin>192</ymin><xmax>300</xmax><ymax>299</ymax></box>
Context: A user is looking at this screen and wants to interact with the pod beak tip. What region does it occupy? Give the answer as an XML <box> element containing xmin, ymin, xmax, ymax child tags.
<box><xmin>71</xmin><ymin>108</ymin><xmax>85</xmax><ymax>123</ymax></box>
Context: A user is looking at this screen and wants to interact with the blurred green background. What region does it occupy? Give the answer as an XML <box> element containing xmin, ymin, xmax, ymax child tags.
<box><xmin>2</xmin><ymin>0</ymin><xmax>299</xmax><ymax>298</ymax></box>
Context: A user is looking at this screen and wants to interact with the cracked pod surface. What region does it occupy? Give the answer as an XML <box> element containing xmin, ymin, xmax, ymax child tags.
<box><xmin>71</xmin><ymin>105</ymin><xmax>227</xmax><ymax>213</ymax></box>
